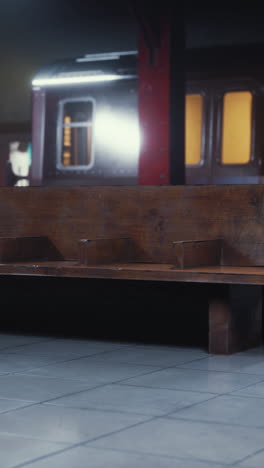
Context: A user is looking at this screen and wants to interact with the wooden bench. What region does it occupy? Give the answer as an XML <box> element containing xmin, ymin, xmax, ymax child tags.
<box><xmin>0</xmin><ymin>185</ymin><xmax>264</xmax><ymax>354</ymax></box>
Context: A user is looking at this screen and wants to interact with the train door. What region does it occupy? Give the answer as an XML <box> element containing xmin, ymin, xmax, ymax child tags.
<box><xmin>210</xmin><ymin>81</ymin><xmax>263</xmax><ymax>184</ymax></box>
<box><xmin>186</xmin><ymin>79</ymin><xmax>264</xmax><ymax>185</ymax></box>
<box><xmin>185</xmin><ymin>85</ymin><xmax>211</xmax><ymax>184</ymax></box>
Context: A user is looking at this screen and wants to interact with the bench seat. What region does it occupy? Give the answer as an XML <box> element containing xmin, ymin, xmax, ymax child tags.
<box><xmin>1</xmin><ymin>261</ymin><xmax>264</xmax><ymax>285</ymax></box>
<box><xmin>0</xmin><ymin>184</ymin><xmax>263</xmax><ymax>355</ymax></box>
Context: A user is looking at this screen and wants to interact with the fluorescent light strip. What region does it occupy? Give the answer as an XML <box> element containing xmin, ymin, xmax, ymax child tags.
<box><xmin>77</xmin><ymin>55</ymin><xmax>120</xmax><ymax>62</ymax></box>
<box><xmin>76</xmin><ymin>51</ymin><xmax>138</xmax><ymax>63</ymax></box>
<box><xmin>32</xmin><ymin>74</ymin><xmax>136</xmax><ymax>87</ymax></box>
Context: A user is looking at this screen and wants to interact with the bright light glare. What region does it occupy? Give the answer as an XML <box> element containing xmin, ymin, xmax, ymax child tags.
<box><xmin>32</xmin><ymin>74</ymin><xmax>136</xmax><ymax>87</ymax></box>
<box><xmin>94</xmin><ymin>109</ymin><xmax>140</xmax><ymax>161</ymax></box>
<box><xmin>9</xmin><ymin>142</ymin><xmax>30</xmax><ymax>177</ymax></box>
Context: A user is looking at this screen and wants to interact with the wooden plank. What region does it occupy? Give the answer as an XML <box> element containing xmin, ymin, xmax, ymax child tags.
<box><xmin>78</xmin><ymin>238</ymin><xmax>135</xmax><ymax>265</ymax></box>
<box><xmin>222</xmin><ymin>242</ymin><xmax>264</xmax><ymax>266</ymax></box>
<box><xmin>1</xmin><ymin>262</ymin><xmax>264</xmax><ymax>286</ymax></box>
<box><xmin>0</xmin><ymin>185</ymin><xmax>264</xmax><ymax>265</ymax></box>
<box><xmin>209</xmin><ymin>284</ymin><xmax>262</xmax><ymax>354</ymax></box>
<box><xmin>172</xmin><ymin>239</ymin><xmax>222</xmax><ymax>268</ymax></box>
<box><xmin>0</xmin><ymin>237</ymin><xmax>62</xmax><ymax>263</ymax></box>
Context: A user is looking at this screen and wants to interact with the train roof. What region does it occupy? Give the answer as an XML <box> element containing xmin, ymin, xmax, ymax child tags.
<box><xmin>32</xmin><ymin>43</ymin><xmax>264</xmax><ymax>88</ymax></box>
<box><xmin>32</xmin><ymin>51</ymin><xmax>138</xmax><ymax>87</ymax></box>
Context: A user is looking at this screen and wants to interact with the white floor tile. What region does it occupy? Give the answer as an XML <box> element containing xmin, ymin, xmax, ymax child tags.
<box><xmin>2</xmin><ymin>338</ymin><xmax>128</xmax><ymax>359</ymax></box>
<box><xmin>84</xmin><ymin>345</ymin><xmax>207</xmax><ymax>367</ymax></box>
<box><xmin>91</xmin><ymin>417</ymin><xmax>264</xmax><ymax>464</ymax></box>
<box><xmin>169</xmin><ymin>394</ymin><xmax>264</xmax><ymax>427</ymax></box>
<box><xmin>0</xmin><ymin>403</ymin><xmax>149</xmax><ymax>444</ymax></box>
<box><xmin>119</xmin><ymin>367</ymin><xmax>263</xmax><ymax>394</ymax></box>
<box><xmin>0</xmin><ymin>334</ymin><xmax>50</xmax><ymax>350</ymax></box>
<box><xmin>23</xmin><ymin>445</ymin><xmax>228</xmax><ymax>468</ymax></box>
<box><xmin>0</xmin><ymin>398</ymin><xmax>33</xmax><ymax>413</ymax></box>
<box><xmin>181</xmin><ymin>354</ymin><xmax>264</xmax><ymax>375</ymax></box>
<box><xmin>0</xmin><ymin>352</ymin><xmax>71</xmax><ymax>373</ymax></box>
<box><xmin>0</xmin><ymin>432</ymin><xmax>66</xmax><ymax>468</ymax></box>
<box><xmin>231</xmin><ymin>380</ymin><xmax>264</xmax><ymax>398</ymax></box>
<box><xmin>237</xmin><ymin>449</ymin><xmax>264</xmax><ymax>467</ymax></box>
<box><xmin>0</xmin><ymin>374</ymin><xmax>95</xmax><ymax>402</ymax></box>
<box><xmin>25</xmin><ymin>358</ymin><xmax>161</xmax><ymax>384</ymax></box>
<box><xmin>45</xmin><ymin>383</ymin><xmax>215</xmax><ymax>416</ymax></box>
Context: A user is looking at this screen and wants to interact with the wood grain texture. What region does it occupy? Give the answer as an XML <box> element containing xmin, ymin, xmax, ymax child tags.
<box><xmin>0</xmin><ymin>185</ymin><xmax>264</xmax><ymax>269</ymax></box>
<box><xmin>222</xmin><ymin>242</ymin><xmax>264</xmax><ymax>266</ymax></box>
<box><xmin>1</xmin><ymin>185</ymin><xmax>263</xmax><ymax>355</ymax></box>
<box><xmin>0</xmin><ymin>236</ymin><xmax>62</xmax><ymax>262</ymax></box>
<box><xmin>209</xmin><ymin>285</ymin><xmax>262</xmax><ymax>354</ymax></box>
<box><xmin>1</xmin><ymin>262</ymin><xmax>264</xmax><ymax>286</ymax></box>
<box><xmin>172</xmin><ymin>240</ymin><xmax>222</xmax><ymax>268</ymax></box>
<box><xmin>0</xmin><ymin>184</ymin><xmax>263</xmax><ymax>266</ymax></box>
<box><xmin>78</xmin><ymin>238</ymin><xmax>134</xmax><ymax>265</ymax></box>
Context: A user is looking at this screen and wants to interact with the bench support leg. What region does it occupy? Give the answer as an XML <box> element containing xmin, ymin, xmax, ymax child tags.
<box><xmin>209</xmin><ymin>284</ymin><xmax>262</xmax><ymax>354</ymax></box>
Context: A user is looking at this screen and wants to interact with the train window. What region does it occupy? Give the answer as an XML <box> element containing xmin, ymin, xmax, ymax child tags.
<box><xmin>185</xmin><ymin>94</ymin><xmax>203</xmax><ymax>166</ymax></box>
<box><xmin>60</xmin><ymin>100</ymin><xmax>94</xmax><ymax>168</ymax></box>
<box><xmin>63</xmin><ymin>101</ymin><xmax>93</xmax><ymax>123</ymax></box>
<box><xmin>221</xmin><ymin>91</ymin><xmax>252</xmax><ymax>165</ymax></box>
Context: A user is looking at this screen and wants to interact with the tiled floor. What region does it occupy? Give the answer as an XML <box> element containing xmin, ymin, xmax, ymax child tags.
<box><xmin>1</xmin><ymin>334</ymin><xmax>264</xmax><ymax>467</ymax></box>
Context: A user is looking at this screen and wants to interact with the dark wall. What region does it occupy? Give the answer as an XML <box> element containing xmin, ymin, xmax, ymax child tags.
<box><xmin>0</xmin><ymin>0</ymin><xmax>137</xmax><ymax>123</ymax></box>
<box><xmin>186</xmin><ymin>5</ymin><xmax>264</xmax><ymax>48</ymax></box>
<box><xmin>1</xmin><ymin>2</ymin><xmax>264</xmax><ymax>124</ymax></box>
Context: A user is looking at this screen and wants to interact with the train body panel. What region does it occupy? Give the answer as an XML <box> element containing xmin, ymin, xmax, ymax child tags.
<box><xmin>30</xmin><ymin>47</ymin><xmax>264</xmax><ymax>186</ymax></box>
<box><xmin>31</xmin><ymin>51</ymin><xmax>139</xmax><ymax>186</ymax></box>
<box><xmin>32</xmin><ymin>79</ymin><xmax>139</xmax><ymax>186</ymax></box>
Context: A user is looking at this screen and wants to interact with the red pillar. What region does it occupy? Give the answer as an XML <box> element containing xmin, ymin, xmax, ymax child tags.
<box><xmin>137</xmin><ymin>11</ymin><xmax>185</xmax><ymax>185</ymax></box>
<box><xmin>138</xmin><ymin>21</ymin><xmax>170</xmax><ymax>185</ymax></box>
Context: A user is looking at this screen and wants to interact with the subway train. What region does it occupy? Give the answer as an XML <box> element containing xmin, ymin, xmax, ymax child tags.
<box><xmin>7</xmin><ymin>44</ymin><xmax>264</xmax><ymax>187</ymax></box>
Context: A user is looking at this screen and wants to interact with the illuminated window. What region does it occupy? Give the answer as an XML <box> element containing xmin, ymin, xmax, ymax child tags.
<box><xmin>185</xmin><ymin>94</ymin><xmax>203</xmax><ymax>166</ymax></box>
<box><xmin>60</xmin><ymin>100</ymin><xmax>94</xmax><ymax>168</ymax></box>
<box><xmin>221</xmin><ymin>91</ymin><xmax>252</xmax><ymax>165</ymax></box>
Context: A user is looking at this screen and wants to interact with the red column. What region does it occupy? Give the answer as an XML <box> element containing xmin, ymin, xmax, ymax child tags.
<box><xmin>138</xmin><ymin>21</ymin><xmax>170</xmax><ymax>185</ymax></box>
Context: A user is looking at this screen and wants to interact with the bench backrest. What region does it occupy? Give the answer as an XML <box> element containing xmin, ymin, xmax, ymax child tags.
<box><xmin>0</xmin><ymin>185</ymin><xmax>263</xmax><ymax>266</ymax></box>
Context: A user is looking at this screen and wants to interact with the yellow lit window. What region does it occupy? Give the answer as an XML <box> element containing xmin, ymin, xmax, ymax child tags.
<box><xmin>61</xmin><ymin>100</ymin><xmax>93</xmax><ymax>167</ymax></box>
<box><xmin>185</xmin><ymin>94</ymin><xmax>203</xmax><ymax>166</ymax></box>
<box><xmin>222</xmin><ymin>91</ymin><xmax>252</xmax><ymax>165</ymax></box>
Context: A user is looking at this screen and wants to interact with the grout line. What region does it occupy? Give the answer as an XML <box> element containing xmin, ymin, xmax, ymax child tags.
<box><xmin>231</xmin><ymin>446</ymin><xmax>264</xmax><ymax>466</ymax></box>
<box><xmin>160</xmin><ymin>393</ymin><xmax>221</xmax><ymax>417</ymax></box>
<box><xmin>0</xmin><ymin>337</ymin><xmax>58</xmax><ymax>353</ymax></box>
<box><xmin>2</xmin><ymin>338</ymin><xmax>264</xmax><ymax>467</ymax></box>
<box><xmin>8</xmin><ymin>417</ymin><xmax>159</xmax><ymax>468</ymax></box>
<box><xmin>228</xmin><ymin>392</ymin><xmax>264</xmax><ymax>400</ymax></box>
<box><xmin>5</xmin><ymin>355</ymin><xmax>160</xmax><ymax>380</ymax></box>
<box><xmin>171</xmin><ymin>364</ymin><xmax>264</xmax><ymax>378</ymax></box>
<box><xmin>7</xmin><ymin>404</ymin><xmax>264</xmax><ymax>467</ymax></box>
<box><xmin>85</xmin><ymin>445</ymin><xmax>233</xmax><ymax>467</ymax></box>
<box><xmin>102</xmin><ymin>381</ymin><xmax>217</xmax><ymax>396</ymax></box>
<box><xmin>117</xmin><ymin>381</ymin><xmax>221</xmax><ymax>394</ymax></box>
<box><xmin>159</xmin><ymin>414</ymin><xmax>264</xmax><ymax>430</ymax></box>
<box><xmin>1</xmin><ymin>343</ymin><xmax>134</xmax><ymax>358</ymax></box>
<box><xmin>0</xmin><ymin>402</ymin><xmax>40</xmax><ymax>417</ymax></box>
<box><xmin>38</xmin><ymin>382</ymin><xmax>121</xmax><ymax>405</ymax></box>
<box><xmin>0</xmin><ymin>383</ymin><xmax>117</xmax><ymax>419</ymax></box>
<box><xmin>158</xmin><ymin>382</ymin><xmax>264</xmax><ymax>421</ymax></box>
<box><xmin>42</xmin><ymin>402</ymin><xmax>151</xmax><ymax>417</ymax></box>
<box><xmin>35</xmin><ymin>362</ymin><xmax>196</xmax><ymax>405</ymax></box>
<box><xmin>0</xmin><ymin>430</ymin><xmax>69</xmax><ymax>446</ymax></box>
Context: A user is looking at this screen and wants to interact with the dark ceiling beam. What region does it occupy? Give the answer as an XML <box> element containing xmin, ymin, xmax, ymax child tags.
<box><xmin>128</xmin><ymin>2</ymin><xmax>162</xmax><ymax>65</ymax></box>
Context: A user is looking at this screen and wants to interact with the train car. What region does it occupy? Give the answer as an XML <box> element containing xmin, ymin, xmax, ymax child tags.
<box><xmin>31</xmin><ymin>51</ymin><xmax>139</xmax><ymax>186</ymax></box>
<box><xmin>31</xmin><ymin>46</ymin><xmax>264</xmax><ymax>186</ymax></box>
<box><xmin>185</xmin><ymin>44</ymin><xmax>264</xmax><ymax>185</ymax></box>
